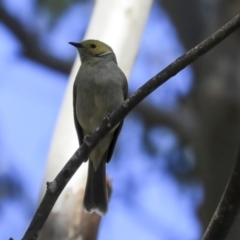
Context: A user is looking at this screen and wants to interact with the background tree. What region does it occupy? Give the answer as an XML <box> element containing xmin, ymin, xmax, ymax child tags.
<box><xmin>160</xmin><ymin>1</ymin><xmax>240</xmax><ymax>239</ymax></box>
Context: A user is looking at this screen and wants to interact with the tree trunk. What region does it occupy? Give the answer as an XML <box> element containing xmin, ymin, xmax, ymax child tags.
<box><xmin>160</xmin><ymin>0</ymin><xmax>240</xmax><ymax>239</ymax></box>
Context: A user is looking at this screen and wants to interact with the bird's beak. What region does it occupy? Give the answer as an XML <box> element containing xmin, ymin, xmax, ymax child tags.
<box><xmin>69</xmin><ymin>42</ymin><xmax>83</xmax><ymax>48</ymax></box>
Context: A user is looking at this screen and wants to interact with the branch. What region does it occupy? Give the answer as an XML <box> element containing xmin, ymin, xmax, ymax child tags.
<box><xmin>20</xmin><ymin>13</ymin><xmax>240</xmax><ymax>240</ymax></box>
<box><xmin>38</xmin><ymin>178</ymin><xmax>112</xmax><ymax>240</ymax></box>
<box><xmin>202</xmin><ymin>143</ymin><xmax>240</xmax><ymax>240</ymax></box>
<box><xmin>0</xmin><ymin>4</ymin><xmax>72</xmax><ymax>74</ymax></box>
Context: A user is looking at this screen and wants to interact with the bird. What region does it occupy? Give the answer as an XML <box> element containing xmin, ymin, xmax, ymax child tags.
<box><xmin>69</xmin><ymin>39</ymin><xmax>128</xmax><ymax>215</ymax></box>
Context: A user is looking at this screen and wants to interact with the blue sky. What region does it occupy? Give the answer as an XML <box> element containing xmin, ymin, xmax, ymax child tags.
<box><xmin>0</xmin><ymin>1</ymin><xmax>201</xmax><ymax>239</ymax></box>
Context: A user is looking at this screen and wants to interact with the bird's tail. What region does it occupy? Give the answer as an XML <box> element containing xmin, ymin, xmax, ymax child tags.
<box><xmin>83</xmin><ymin>158</ymin><xmax>108</xmax><ymax>215</ymax></box>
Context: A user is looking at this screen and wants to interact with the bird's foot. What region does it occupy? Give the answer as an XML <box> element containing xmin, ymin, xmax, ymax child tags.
<box><xmin>103</xmin><ymin>113</ymin><xmax>112</xmax><ymax>128</ymax></box>
<box><xmin>104</xmin><ymin>113</ymin><xmax>111</xmax><ymax>120</ymax></box>
<box><xmin>83</xmin><ymin>134</ymin><xmax>91</xmax><ymax>146</ymax></box>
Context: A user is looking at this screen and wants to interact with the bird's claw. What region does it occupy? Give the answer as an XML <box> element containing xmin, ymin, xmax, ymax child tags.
<box><xmin>104</xmin><ymin>113</ymin><xmax>111</xmax><ymax>120</ymax></box>
<box><xmin>83</xmin><ymin>135</ymin><xmax>91</xmax><ymax>146</ymax></box>
<box><xmin>104</xmin><ymin>113</ymin><xmax>112</xmax><ymax>128</ymax></box>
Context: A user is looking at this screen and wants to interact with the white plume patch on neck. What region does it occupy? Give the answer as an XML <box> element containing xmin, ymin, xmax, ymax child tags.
<box><xmin>98</xmin><ymin>51</ymin><xmax>112</xmax><ymax>57</ymax></box>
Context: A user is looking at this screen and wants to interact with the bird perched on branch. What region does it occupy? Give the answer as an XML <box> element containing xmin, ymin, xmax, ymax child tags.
<box><xmin>69</xmin><ymin>39</ymin><xmax>128</xmax><ymax>215</ymax></box>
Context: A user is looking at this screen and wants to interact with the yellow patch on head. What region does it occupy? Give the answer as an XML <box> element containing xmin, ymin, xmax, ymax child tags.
<box><xmin>80</xmin><ymin>39</ymin><xmax>113</xmax><ymax>56</ymax></box>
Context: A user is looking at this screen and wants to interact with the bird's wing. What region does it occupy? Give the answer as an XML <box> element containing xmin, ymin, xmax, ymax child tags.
<box><xmin>106</xmin><ymin>75</ymin><xmax>128</xmax><ymax>163</ymax></box>
<box><xmin>106</xmin><ymin>121</ymin><xmax>124</xmax><ymax>163</ymax></box>
<box><xmin>73</xmin><ymin>84</ymin><xmax>84</xmax><ymax>145</ymax></box>
<box><xmin>122</xmin><ymin>77</ymin><xmax>128</xmax><ymax>100</ymax></box>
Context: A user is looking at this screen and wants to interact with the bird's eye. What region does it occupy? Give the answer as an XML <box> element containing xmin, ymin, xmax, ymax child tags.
<box><xmin>90</xmin><ymin>44</ymin><xmax>96</xmax><ymax>48</ymax></box>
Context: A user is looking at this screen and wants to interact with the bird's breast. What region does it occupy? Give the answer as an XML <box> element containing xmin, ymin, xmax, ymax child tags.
<box><xmin>75</xmin><ymin>78</ymin><xmax>123</xmax><ymax>133</ymax></box>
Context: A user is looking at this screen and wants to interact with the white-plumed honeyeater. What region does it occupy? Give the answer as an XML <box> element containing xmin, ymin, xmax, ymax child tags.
<box><xmin>69</xmin><ymin>39</ymin><xmax>128</xmax><ymax>215</ymax></box>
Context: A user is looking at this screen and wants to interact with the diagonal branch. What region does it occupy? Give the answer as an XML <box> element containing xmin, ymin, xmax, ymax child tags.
<box><xmin>202</xmin><ymin>142</ymin><xmax>240</xmax><ymax>240</ymax></box>
<box><xmin>0</xmin><ymin>4</ymin><xmax>72</xmax><ymax>74</ymax></box>
<box><xmin>21</xmin><ymin>13</ymin><xmax>240</xmax><ymax>240</ymax></box>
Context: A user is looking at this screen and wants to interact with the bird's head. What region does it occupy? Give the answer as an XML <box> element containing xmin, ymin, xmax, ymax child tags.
<box><xmin>69</xmin><ymin>39</ymin><xmax>116</xmax><ymax>63</ymax></box>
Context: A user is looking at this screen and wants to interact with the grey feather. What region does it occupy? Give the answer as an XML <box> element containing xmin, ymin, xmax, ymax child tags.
<box><xmin>72</xmin><ymin>40</ymin><xmax>128</xmax><ymax>215</ymax></box>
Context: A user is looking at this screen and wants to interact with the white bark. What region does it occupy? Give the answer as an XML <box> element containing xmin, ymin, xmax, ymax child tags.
<box><xmin>39</xmin><ymin>0</ymin><xmax>153</xmax><ymax>239</ymax></box>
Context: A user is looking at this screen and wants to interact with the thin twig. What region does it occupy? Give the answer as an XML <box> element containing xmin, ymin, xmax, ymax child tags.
<box><xmin>21</xmin><ymin>13</ymin><xmax>240</xmax><ymax>240</ymax></box>
<box><xmin>202</xmin><ymin>143</ymin><xmax>240</xmax><ymax>240</ymax></box>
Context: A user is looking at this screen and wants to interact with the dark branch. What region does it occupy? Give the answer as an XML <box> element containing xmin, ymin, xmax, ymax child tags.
<box><xmin>202</xmin><ymin>143</ymin><xmax>240</xmax><ymax>240</ymax></box>
<box><xmin>0</xmin><ymin>4</ymin><xmax>72</xmax><ymax>74</ymax></box>
<box><xmin>21</xmin><ymin>148</ymin><xmax>85</xmax><ymax>240</ymax></box>
<box><xmin>21</xmin><ymin>13</ymin><xmax>240</xmax><ymax>240</ymax></box>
